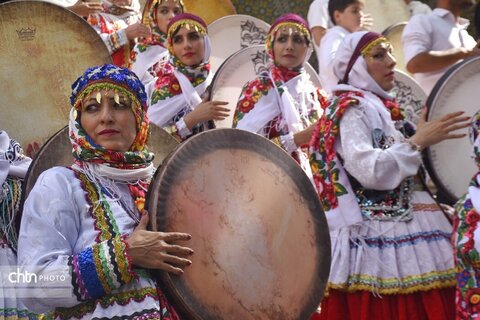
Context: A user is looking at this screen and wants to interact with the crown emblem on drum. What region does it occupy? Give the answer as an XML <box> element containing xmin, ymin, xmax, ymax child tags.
<box><xmin>16</xmin><ymin>27</ymin><xmax>36</xmax><ymax>41</ymax></box>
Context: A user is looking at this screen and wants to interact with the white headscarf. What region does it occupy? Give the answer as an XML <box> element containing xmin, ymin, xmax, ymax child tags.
<box><xmin>332</xmin><ymin>31</ymin><xmax>393</xmax><ymax>100</ymax></box>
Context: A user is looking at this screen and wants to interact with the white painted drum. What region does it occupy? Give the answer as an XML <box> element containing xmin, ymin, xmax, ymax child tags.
<box><xmin>424</xmin><ymin>56</ymin><xmax>480</xmax><ymax>203</ymax></box>
<box><xmin>208</xmin><ymin>14</ymin><xmax>270</xmax><ymax>73</ymax></box>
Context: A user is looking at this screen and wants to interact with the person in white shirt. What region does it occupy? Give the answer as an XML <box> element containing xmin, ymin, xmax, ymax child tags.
<box><xmin>402</xmin><ymin>0</ymin><xmax>480</xmax><ymax>95</ymax></box>
<box><xmin>307</xmin><ymin>0</ymin><xmax>333</xmax><ymax>72</ymax></box>
<box><xmin>318</xmin><ymin>0</ymin><xmax>365</xmax><ymax>93</ymax></box>
<box><xmin>403</xmin><ymin>0</ymin><xmax>432</xmax><ymax>17</ymax></box>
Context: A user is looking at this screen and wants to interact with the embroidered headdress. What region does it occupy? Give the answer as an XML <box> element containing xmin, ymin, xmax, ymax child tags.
<box><xmin>70</xmin><ymin>64</ymin><xmax>153</xmax><ymax>167</ymax></box>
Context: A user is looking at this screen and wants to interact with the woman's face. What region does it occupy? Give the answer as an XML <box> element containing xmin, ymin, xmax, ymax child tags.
<box><xmin>80</xmin><ymin>89</ymin><xmax>137</xmax><ymax>152</ymax></box>
<box><xmin>365</xmin><ymin>42</ymin><xmax>396</xmax><ymax>91</ymax></box>
<box><xmin>156</xmin><ymin>0</ymin><xmax>183</xmax><ymax>34</ymax></box>
<box><xmin>171</xmin><ymin>27</ymin><xmax>205</xmax><ymax>66</ymax></box>
<box><xmin>272</xmin><ymin>28</ymin><xmax>309</xmax><ymax>69</ymax></box>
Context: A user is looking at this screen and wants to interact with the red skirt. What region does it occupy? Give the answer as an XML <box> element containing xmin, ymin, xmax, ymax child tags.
<box><xmin>311</xmin><ymin>288</ymin><xmax>455</xmax><ymax>320</ymax></box>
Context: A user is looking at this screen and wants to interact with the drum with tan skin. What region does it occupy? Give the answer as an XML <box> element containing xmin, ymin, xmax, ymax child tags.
<box><xmin>147</xmin><ymin>128</ymin><xmax>331</xmax><ymax>319</ymax></box>
<box><xmin>0</xmin><ymin>1</ymin><xmax>111</xmax><ymax>156</ymax></box>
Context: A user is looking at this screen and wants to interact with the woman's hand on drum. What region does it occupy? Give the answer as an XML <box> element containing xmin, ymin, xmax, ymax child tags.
<box><xmin>126</xmin><ymin>213</ymin><xmax>193</xmax><ymax>275</ymax></box>
<box><xmin>184</xmin><ymin>98</ymin><xmax>229</xmax><ymax>130</ymax></box>
<box><xmin>409</xmin><ymin>107</ymin><xmax>470</xmax><ymax>150</ymax></box>
<box><xmin>125</xmin><ymin>23</ymin><xmax>152</xmax><ymax>42</ymax></box>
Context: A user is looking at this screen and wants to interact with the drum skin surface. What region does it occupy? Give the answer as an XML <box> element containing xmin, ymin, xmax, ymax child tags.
<box><xmin>147</xmin><ymin>128</ymin><xmax>331</xmax><ymax>320</ymax></box>
<box><xmin>425</xmin><ymin>56</ymin><xmax>480</xmax><ymax>203</ymax></box>
<box><xmin>0</xmin><ymin>0</ymin><xmax>111</xmax><ymax>152</ymax></box>
<box><xmin>210</xmin><ymin>44</ymin><xmax>322</xmax><ymax>129</ymax></box>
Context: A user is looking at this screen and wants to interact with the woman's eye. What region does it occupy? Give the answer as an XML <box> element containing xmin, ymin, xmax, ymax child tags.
<box><xmin>173</xmin><ymin>35</ymin><xmax>182</xmax><ymax>44</ymax></box>
<box><xmin>83</xmin><ymin>103</ymin><xmax>99</xmax><ymax>113</ymax></box>
<box><xmin>173</xmin><ymin>8</ymin><xmax>182</xmax><ymax>15</ymax></box>
<box><xmin>159</xmin><ymin>8</ymin><xmax>168</xmax><ymax>14</ymax></box>
<box><xmin>277</xmin><ymin>36</ymin><xmax>287</xmax><ymax>43</ymax></box>
<box><xmin>188</xmin><ymin>32</ymin><xmax>201</xmax><ymax>41</ymax></box>
<box><xmin>293</xmin><ymin>36</ymin><xmax>306</xmax><ymax>44</ymax></box>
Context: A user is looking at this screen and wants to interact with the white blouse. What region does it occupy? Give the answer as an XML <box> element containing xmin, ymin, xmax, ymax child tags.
<box><xmin>17</xmin><ymin>167</ymin><xmax>162</xmax><ymax>318</ymax></box>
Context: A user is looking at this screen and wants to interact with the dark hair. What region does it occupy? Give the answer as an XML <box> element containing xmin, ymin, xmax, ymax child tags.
<box><xmin>328</xmin><ymin>0</ymin><xmax>364</xmax><ymax>25</ymax></box>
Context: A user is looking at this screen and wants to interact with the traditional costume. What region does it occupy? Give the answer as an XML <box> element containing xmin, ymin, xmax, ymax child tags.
<box><xmin>310</xmin><ymin>31</ymin><xmax>455</xmax><ymax>320</ymax></box>
<box><xmin>453</xmin><ymin>112</ymin><xmax>480</xmax><ymax>320</ymax></box>
<box><xmin>146</xmin><ymin>13</ymin><xmax>213</xmax><ymax>142</ymax></box>
<box><xmin>0</xmin><ymin>131</ymin><xmax>36</xmax><ymax>319</ymax></box>
<box><xmin>87</xmin><ymin>0</ymin><xmax>141</xmax><ymax>67</ymax></box>
<box><xmin>17</xmin><ymin>64</ymin><xmax>179</xmax><ymax>319</ymax></box>
<box><xmin>234</xmin><ymin>13</ymin><xmax>327</xmax><ymax>178</ymax></box>
<box><xmin>129</xmin><ymin>0</ymin><xmax>185</xmax><ymax>83</ymax></box>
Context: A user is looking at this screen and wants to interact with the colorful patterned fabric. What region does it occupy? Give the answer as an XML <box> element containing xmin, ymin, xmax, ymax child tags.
<box><xmin>309</xmin><ymin>91</ymin><xmax>361</xmax><ymax>211</ymax></box>
<box><xmin>309</xmin><ymin>90</ymin><xmax>406</xmax><ymax>213</ymax></box>
<box><xmin>453</xmin><ymin>111</ymin><xmax>480</xmax><ymax>319</ymax></box>
<box><xmin>68</xmin><ymin>171</ymin><xmax>135</xmax><ymax>300</ymax></box>
<box><xmin>151</xmin><ymin>57</ymin><xmax>210</xmax><ymax>104</ymax></box>
<box><xmin>454</xmin><ymin>192</ymin><xmax>480</xmax><ymax>319</ymax></box>
<box><xmin>87</xmin><ymin>9</ymin><xmax>140</xmax><ymax>67</ymax></box>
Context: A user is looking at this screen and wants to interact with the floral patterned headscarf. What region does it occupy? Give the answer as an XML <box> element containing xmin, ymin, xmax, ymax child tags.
<box><xmin>70</xmin><ymin>64</ymin><xmax>153</xmax><ymax>169</ymax></box>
